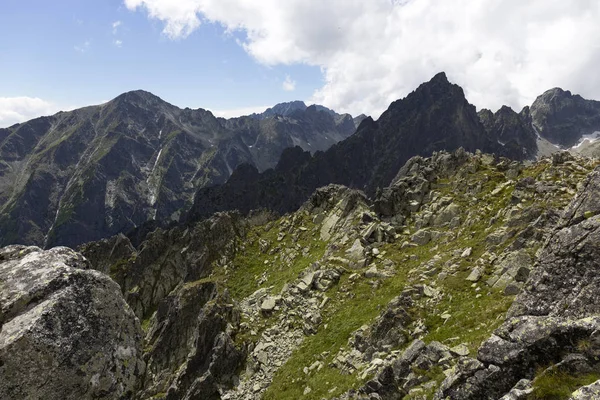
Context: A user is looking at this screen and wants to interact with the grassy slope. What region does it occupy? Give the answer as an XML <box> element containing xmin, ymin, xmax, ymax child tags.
<box><xmin>209</xmin><ymin>157</ymin><xmax>598</xmax><ymax>400</ymax></box>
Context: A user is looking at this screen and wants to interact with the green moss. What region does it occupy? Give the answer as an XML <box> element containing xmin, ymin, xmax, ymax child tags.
<box><xmin>108</xmin><ymin>255</ymin><xmax>137</xmax><ymax>281</ymax></box>
<box><xmin>141</xmin><ymin>317</ymin><xmax>152</xmax><ymax>333</ymax></box>
<box><xmin>528</xmin><ymin>370</ymin><xmax>600</xmax><ymax>400</ymax></box>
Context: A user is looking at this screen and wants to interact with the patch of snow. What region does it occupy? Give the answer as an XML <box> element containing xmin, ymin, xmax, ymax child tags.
<box><xmin>497</xmin><ymin>140</ymin><xmax>506</xmax><ymax>146</ymax></box>
<box><xmin>570</xmin><ymin>131</ymin><xmax>600</xmax><ymax>150</ymax></box>
<box><xmin>158</xmin><ymin>130</ymin><xmax>162</xmax><ymax>139</ymax></box>
<box><xmin>146</xmin><ymin>148</ymin><xmax>163</xmax><ymax>206</ymax></box>
<box><xmin>152</xmin><ymin>148</ymin><xmax>163</xmax><ymax>171</ymax></box>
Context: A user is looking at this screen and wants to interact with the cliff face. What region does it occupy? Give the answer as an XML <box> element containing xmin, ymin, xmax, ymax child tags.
<box><xmin>530</xmin><ymin>88</ymin><xmax>600</xmax><ymax>148</ymax></box>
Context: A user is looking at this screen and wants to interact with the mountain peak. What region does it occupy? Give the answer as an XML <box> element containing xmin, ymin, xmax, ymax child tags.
<box><xmin>110</xmin><ymin>90</ymin><xmax>169</xmax><ymax>109</ymax></box>
<box><xmin>258</xmin><ymin>101</ymin><xmax>307</xmax><ymax>119</ymax></box>
<box><xmin>430</xmin><ymin>71</ymin><xmax>449</xmax><ymax>84</ymax></box>
<box><xmin>404</xmin><ymin>72</ymin><xmax>463</xmax><ymax>104</ymax></box>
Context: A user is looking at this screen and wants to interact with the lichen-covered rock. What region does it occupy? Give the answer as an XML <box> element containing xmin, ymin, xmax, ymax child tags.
<box><xmin>0</xmin><ymin>245</ymin><xmax>144</xmax><ymax>400</ymax></box>
<box><xmin>569</xmin><ymin>379</ymin><xmax>600</xmax><ymax>399</ymax></box>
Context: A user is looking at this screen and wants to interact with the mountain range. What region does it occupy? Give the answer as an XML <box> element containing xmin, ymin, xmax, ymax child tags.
<box><xmin>0</xmin><ymin>93</ymin><xmax>358</xmax><ymax>248</ymax></box>
<box><xmin>187</xmin><ymin>73</ymin><xmax>600</xmax><ymax>221</ymax></box>
<box><xmin>1</xmin><ymin>72</ymin><xmax>600</xmax><ymax>249</ymax></box>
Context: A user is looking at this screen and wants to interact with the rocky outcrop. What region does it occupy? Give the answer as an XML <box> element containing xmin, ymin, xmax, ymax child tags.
<box><xmin>81</xmin><ymin>212</ymin><xmax>250</xmax><ymax>399</ymax></box>
<box><xmin>375</xmin><ymin>148</ymin><xmax>471</xmax><ymax>224</ymax></box>
<box><xmin>436</xmin><ymin>166</ymin><xmax>600</xmax><ymax>399</ymax></box>
<box><xmin>141</xmin><ymin>284</ymin><xmax>244</xmax><ymax>400</ymax></box>
<box><xmin>0</xmin><ymin>245</ymin><xmax>144</xmax><ymax>399</ymax></box>
<box><xmin>81</xmin><ymin>212</ymin><xmax>246</xmax><ymax>319</ymax></box>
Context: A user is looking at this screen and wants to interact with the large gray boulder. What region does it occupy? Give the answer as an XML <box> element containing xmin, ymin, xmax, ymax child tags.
<box><xmin>0</xmin><ymin>245</ymin><xmax>144</xmax><ymax>400</ymax></box>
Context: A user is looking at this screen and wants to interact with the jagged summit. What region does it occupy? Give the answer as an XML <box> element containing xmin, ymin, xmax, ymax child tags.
<box><xmin>187</xmin><ymin>72</ymin><xmax>506</xmax><ymax>221</ymax></box>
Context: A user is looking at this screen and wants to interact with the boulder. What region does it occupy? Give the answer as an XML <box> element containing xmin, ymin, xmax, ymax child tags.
<box><xmin>411</xmin><ymin>229</ymin><xmax>432</xmax><ymax>246</ymax></box>
<box><xmin>0</xmin><ymin>245</ymin><xmax>144</xmax><ymax>400</ymax></box>
<box><xmin>346</xmin><ymin>239</ymin><xmax>365</xmax><ymax>261</ymax></box>
<box><xmin>433</xmin><ymin>203</ymin><xmax>461</xmax><ymax>226</ymax></box>
<box><xmin>261</xmin><ymin>296</ymin><xmax>279</xmax><ymax>313</ymax></box>
<box><xmin>569</xmin><ymin>380</ymin><xmax>600</xmax><ymax>399</ymax></box>
<box><xmin>466</xmin><ymin>267</ymin><xmax>483</xmax><ymax>282</ymax></box>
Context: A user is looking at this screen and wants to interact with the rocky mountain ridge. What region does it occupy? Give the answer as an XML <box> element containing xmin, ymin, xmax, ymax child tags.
<box><xmin>187</xmin><ymin>73</ymin><xmax>600</xmax><ymax>223</ymax></box>
<box><xmin>3</xmin><ymin>74</ymin><xmax>600</xmax><ymax>251</ymax></box>
<box><xmin>0</xmin><ymin>92</ymin><xmax>357</xmax><ymax>248</ymax></box>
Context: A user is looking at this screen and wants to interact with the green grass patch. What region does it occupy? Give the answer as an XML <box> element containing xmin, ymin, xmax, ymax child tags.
<box><xmin>528</xmin><ymin>370</ymin><xmax>600</xmax><ymax>400</ymax></box>
<box><xmin>224</xmin><ymin>217</ymin><xmax>327</xmax><ymax>300</ymax></box>
<box><xmin>263</xmin><ymin>266</ymin><xmax>412</xmax><ymax>400</ymax></box>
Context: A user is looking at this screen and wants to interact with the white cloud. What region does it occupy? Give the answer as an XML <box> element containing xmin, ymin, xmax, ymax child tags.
<box><xmin>125</xmin><ymin>0</ymin><xmax>600</xmax><ymax>117</ymax></box>
<box><xmin>74</xmin><ymin>40</ymin><xmax>91</xmax><ymax>53</ymax></box>
<box><xmin>0</xmin><ymin>97</ymin><xmax>61</xmax><ymax>128</ymax></box>
<box><xmin>282</xmin><ymin>75</ymin><xmax>296</xmax><ymax>92</ymax></box>
<box><xmin>112</xmin><ymin>20</ymin><xmax>122</xmax><ymax>35</ymax></box>
<box><xmin>124</xmin><ymin>0</ymin><xmax>203</xmax><ymax>39</ymax></box>
<box><xmin>210</xmin><ymin>105</ymin><xmax>270</xmax><ymax>118</ymax></box>
<box><xmin>114</xmin><ymin>39</ymin><xmax>123</xmax><ymax>48</ymax></box>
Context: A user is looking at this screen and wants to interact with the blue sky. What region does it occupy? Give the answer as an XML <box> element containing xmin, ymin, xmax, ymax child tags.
<box><xmin>2</xmin><ymin>0</ymin><xmax>600</xmax><ymax>127</ymax></box>
<box><xmin>0</xmin><ymin>0</ymin><xmax>322</xmax><ymax>124</ymax></box>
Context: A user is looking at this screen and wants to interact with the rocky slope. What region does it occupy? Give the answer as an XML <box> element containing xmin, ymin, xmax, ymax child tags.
<box><xmin>0</xmin><ymin>245</ymin><xmax>144</xmax><ymax>399</ymax></box>
<box><xmin>41</xmin><ymin>149</ymin><xmax>590</xmax><ymax>399</ymax></box>
<box><xmin>0</xmin><ymin>93</ymin><xmax>356</xmax><ymax>248</ymax></box>
<box><xmin>436</xmin><ymin>163</ymin><xmax>600</xmax><ymax>400</ymax></box>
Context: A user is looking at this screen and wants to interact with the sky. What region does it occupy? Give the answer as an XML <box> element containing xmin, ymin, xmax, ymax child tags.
<box><xmin>2</xmin><ymin>0</ymin><xmax>600</xmax><ymax>128</ymax></box>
